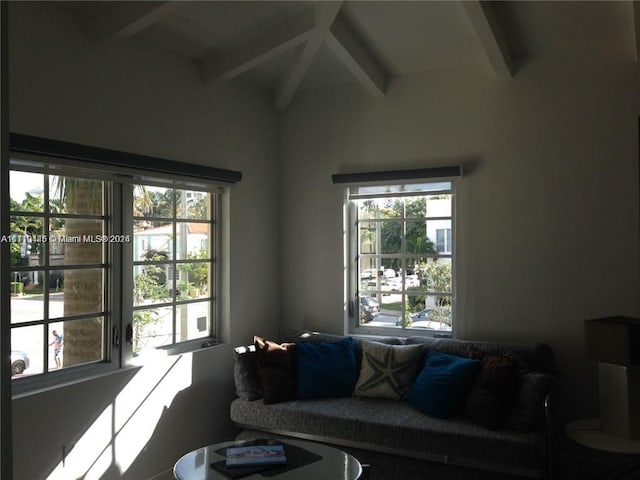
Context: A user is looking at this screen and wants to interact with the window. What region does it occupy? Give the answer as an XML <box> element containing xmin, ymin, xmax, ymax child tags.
<box><xmin>347</xmin><ymin>181</ymin><xmax>455</xmax><ymax>335</ymax></box>
<box><xmin>436</xmin><ymin>228</ymin><xmax>451</xmax><ymax>254</ymax></box>
<box><xmin>132</xmin><ymin>184</ymin><xmax>215</xmax><ymax>353</ymax></box>
<box><xmin>6</xmin><ymin>136</ymin><xmax>238</xmax><ymax>388</ymax></box>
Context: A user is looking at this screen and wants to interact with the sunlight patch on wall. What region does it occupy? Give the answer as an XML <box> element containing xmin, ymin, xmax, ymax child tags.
<box><xmin>45</xmin><ymin>352</ymin><xmax>193</xmax><ymax>480</ymax></box>
<box><xmin>46</xmin><ymin>406</ymin><xmax>113</xmax><ymax>480</ymax></box>
<box><xmin>116</xmin><ymin>352</ymin><xmax>193</xmax><ymax>472</ymax></box>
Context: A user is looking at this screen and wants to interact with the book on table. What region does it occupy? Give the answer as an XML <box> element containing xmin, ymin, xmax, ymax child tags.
<box><xmin>225</xmin><ymin>444</ymin><xmax>287</xmax><ymax>468</ymax></box>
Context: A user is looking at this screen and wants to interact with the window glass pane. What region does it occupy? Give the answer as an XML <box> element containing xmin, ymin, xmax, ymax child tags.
<box><xmin>357</xmin><ymin>185</ymin><xmax>402</xmax><ymax>195</ymax></box>
<box><xmin>408</xmin><ymin>297</ymin><xmax>452</xmax><ymax>331</ymax></box>
<box><xmin>358</xmin><ymin>261</ymin><xmax>377</xmax><ymax>281</ymax></box>
<box><xmin>178</xmin><ymin>262</ymin><xmax>209</xmax><ymax>299</ymax></box>
<box><xmin>380</xmin><ymin>221</ymin><xmax>402</xmax><ymax>254</ymax></box>
<box><xmin>357</xmin><ymin>198</ymin><xmax>401</xmax><ymax>219</ymax></box>
<box><xmin>426</xmin><ymin>194</ymin><xmax>451</xmax><ymax>218</ymax></box>
<box><xmin>58</xmin><ymin>317</ymin><xmax>104</xmax><ymax>368</ymax></box>
<box><xmin>356</xmin><ymin>200</ymin><xmax>378</xmax><ymax>220</ymax></box>
<box><xmin>360</xmin><ymin>276</ymin><xmax>386</xmax><ymax>295</ymax></box>
<box><xmin>426</xmin><ymin>220</ymin><xmax>451</xmax><ymax>251</ymax></box>
<box><xmin>175</xmin><ymin>221</ymin><xmax>209</xmax><ymax>260</ymax></box>
<box><xmin>381</xmin><ymin>260</ymin><xmax>400</xmax><ymax>277</ymax></box>
<box><xmin>404</xmin><ymin>259</ymin><xmax>426</xmax><ymax>293</ymax></box>
<box><xmin>405</xmin><ymin>220</ymin><xmax>434</xmax><ymax>256</ymax></box>
<box><xmin>421</xmin><ymin>259</ymin><xmax>452</xmax><ymax>294</ymax></box>
<box><xmin>11</xmin><ymin>273</ymin><xmax>44</xmax><ymax>322</ymax></box>
<box><xmin>133</xmin><ymin>306</ymin><xmax>173</xmax><ymax>353</ymax></box>
<box><xmin>405</xmin><ymin>196</ymin><xmax>427</xmax><ymax>218</ymax></box>
<box><xmin>378</xmin><ymin>199</ymin><xmax>402</xmax><ymax>219</ymax></box>
<box><xmin>176</xmin><ymin>190</ymin><xmax>210</xmax><ymax>220</ymax></box>
<box><xmin>355</xmin><ymin>182</ymin><xmax>451</xmax><ymax>196</ymax></box>
<box><xmin>134</xmin><ymin>185</ymin><xmax>173</xmax><ymax>218</ymax></box>
<box><xmin>49</xmin><ymin>270</ymin><xmax>65</xmax><ymax>293</ymax></box>
<box><xmin>50</xmin><ymin>218</ymin><xmax>104</xmax><ymax>264</ymax></box>
<box><xmin>134</xmin><ymin>220</ymin><xmax>174</xmax><ymax>261</ymax></box>
<box><xmin>134</xmin><ymin>264</ymin><xmax>173</xmax><ymax>306</ymax></box>
<box><xmin>377</xmin><ymin>291</ymin><xmax>402</xmax><ymax>326</ymax></box>
<box><xmin>176</xmin><ymin>301</ymin><xmax>210</xmax><ymax>342</ymax></box>
<box><xmin>436</xmin><ymin>228</ymin><xmax>452</xmax><ymax>254</ymax></box>
<box><xmin>11</xmin><ymin>325</ymin><xmax>43</xmax><ymax>377</ymax></box>
<box><xmin>10</xmin><ymin>216</ymin><xmax>45</xmax><ymax>267</ymax></box>
<box><xmin>359</xmin><ymin>295</ymin><xmax>380</xmax><ymax>324</ymax></box>
<box><xmin>60</xmin><ymin>268</ymin><xmax>104</xmax><ymax>316</ymax></box>
<box><xmin>50</xmin><ymin>176</ymin><xmax>103</xmax><ymax>215</ymax></box>
<box><xmin>359</xmin><ymin>221</ymin><xmax>377</xmax><ymax>255</ymax></box>
<box><xmin>10</xmin><ymin>171</ymin><xmax>44</xmax><ymax>212</ymax></box>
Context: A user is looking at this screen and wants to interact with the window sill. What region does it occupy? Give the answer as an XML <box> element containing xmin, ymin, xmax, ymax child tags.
<box><xmin>11</xmin><ymin>363</ymin><xmax>141</xmax><ymax>400</ymax></box>
<box><xmin>348</xmin><ymin>325</ymin><xmax>453</xmax><ymax>339</ymax></box>
<box><xmin>12</xmin><ymin>339</ymin><xmax>224</xmax><ymax>399</ymax></box>
<box><xmin>131</xmin><ymin>337</ymin><xmax>223</xmax><ymax>363</ymax></box>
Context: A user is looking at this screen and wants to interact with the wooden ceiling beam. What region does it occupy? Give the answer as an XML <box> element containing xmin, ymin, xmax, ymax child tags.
<box><xmin>274</xmin><ymin>2</ymin><xmax>343</xmax><ymax>111</ymax></box>
<box><xmin>201</xmin><ymin>6</ymin><xmax>317</xmax><ymax>83</ymax></box>
<box><xmin>326</xmin><ymin>11</ymin><xmax>387</xmax><ymax>97</ymax></box>
<box><xmin>462</xmin><ymin>0</ymin><xmax>514</xmax><ymax>79</ymax></box>
<box><xmin>81</xmin><ymin>1</ymin><xmax>177</xmax><ymax>44</ymax></box>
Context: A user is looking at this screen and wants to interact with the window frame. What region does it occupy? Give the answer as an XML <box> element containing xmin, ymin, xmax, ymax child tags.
<box><xmin>345</xmin><ymin>179</ymin><xmax>458</xmax><ymax>338</ymax></box>
<box><xmin>7</xmin><ymin>137</ymin><xmax>237</xmax><ymax>395</ymax></box>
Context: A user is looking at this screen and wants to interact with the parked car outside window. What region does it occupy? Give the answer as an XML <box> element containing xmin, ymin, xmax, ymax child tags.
<box><xmin>359</xmin><ymin>296</ymin><xmax>380</xmax><ymax>322</ymax></box>
<box><xmin>11</xmin><ymin>350</ymin><xmax>30</xmax><ymax>376</ymax></box>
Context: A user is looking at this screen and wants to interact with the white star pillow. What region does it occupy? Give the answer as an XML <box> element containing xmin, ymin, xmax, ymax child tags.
<box><xmin>355</xmin><ymin>341</ymin><xmax>424</xmax><ymax>400</ymax></box>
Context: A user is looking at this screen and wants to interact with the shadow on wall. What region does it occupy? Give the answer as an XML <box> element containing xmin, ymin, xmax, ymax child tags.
<box><xmin>124</xmin><ymin>353</ymin><xmax>241</xmax><ymax>480</ymax></box>
<box><xmin>42</xmin><ymin>352</ymin><xmax>192</xmax><ymax>480</ymax></box>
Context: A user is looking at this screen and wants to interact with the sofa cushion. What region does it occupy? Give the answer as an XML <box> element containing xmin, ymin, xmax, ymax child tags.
<box><xmin>407</xmin><ymin>351</ymin><xmax>480</xmax><ymax>419</ymax></box>
<box><xmin>230</xmin><ymin>396</ymin><xmax>548</xmax><ymax>471</ymax></box>
<box><xmin>354</xmin><ymin>341</ymin><xmax>423</xmax><ymax>400</ymax></box>
<box><xmin>465</xmin><ymin>354</ymin><xmax>517</xmax><ymax>429</ymax></box>
<box><xmin>254</xmin><ymin>336</ymin><xmax>297</xmax><ymax>404</ymax></box>
<box><xmin>297</xmin><ymin>337</ymin><xmax>357</xmax><ymax>398</ymax></box>
<box><xmin>233</xmin><ymin>345</ymin><xmax>263</xmax><ymax>401</ymax></box>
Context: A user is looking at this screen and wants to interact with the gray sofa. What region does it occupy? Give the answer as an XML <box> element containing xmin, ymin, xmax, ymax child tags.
<box><xmin>230</xmin><ymin>329</ymin><xmax>558</xmax><ymax>480</ymax></box>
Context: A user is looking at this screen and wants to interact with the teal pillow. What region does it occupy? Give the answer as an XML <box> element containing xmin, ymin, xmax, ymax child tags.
<box><xmin>407</xmin><ymin>351</ymin><xmax>480</xmax><ymax>418</ymax></box>
<box><xmin>296</xmin><ymin>337</ymin><xmax>357</xmax><ymax>398</ymax></box>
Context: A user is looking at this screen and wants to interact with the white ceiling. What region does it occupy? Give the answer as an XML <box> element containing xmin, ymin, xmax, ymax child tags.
<box><xmin>57</xmin><ymin>1</ymin><xmax>639</xmax><ymax>109</ymax></box>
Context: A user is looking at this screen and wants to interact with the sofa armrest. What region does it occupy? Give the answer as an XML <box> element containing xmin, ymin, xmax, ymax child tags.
<box><xmin>543</xmin><ymin>380</ymin><xmax>559</xmax><ymax>480</ymax></box>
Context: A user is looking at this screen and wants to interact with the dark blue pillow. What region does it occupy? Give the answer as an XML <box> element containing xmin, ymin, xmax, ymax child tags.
<box><xmin>296</xmin><ymin>337</ymin><xmax>357</xmax><ymax>398</ymax></box>
<box><xmin>407</xmin><ymin>351</ymin><xmax>480</xmax><ymax>418</ymax></box>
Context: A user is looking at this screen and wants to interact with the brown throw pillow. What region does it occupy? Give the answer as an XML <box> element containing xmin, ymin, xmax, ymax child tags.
<box><xmin>254</xmin><ymin>336</ymin><xmax>297</xmax><ymax>404</ymax></box>
<box><xmin>465</xmin><ymin>354</ymin><xmax>517</xmax><ymax>429</ymax></box>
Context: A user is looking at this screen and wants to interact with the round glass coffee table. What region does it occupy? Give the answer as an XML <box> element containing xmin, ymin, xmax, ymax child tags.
<box><xmin>174</xmin><ymin>437</ymin><xmax>362</xmax><ymax>480</ymax></box>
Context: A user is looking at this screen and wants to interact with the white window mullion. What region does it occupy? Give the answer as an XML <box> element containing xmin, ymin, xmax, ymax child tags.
<box><xmin>119</xmin><ymin>183</ymin><xmax>134</xmax><ymax>366</ymax></box>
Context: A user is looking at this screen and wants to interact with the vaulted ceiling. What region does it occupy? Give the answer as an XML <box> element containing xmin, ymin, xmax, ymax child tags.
<box><xmin>57</xmin><ymin>1</ymin><xmax>640</xmax><ymax>110</ymax></box>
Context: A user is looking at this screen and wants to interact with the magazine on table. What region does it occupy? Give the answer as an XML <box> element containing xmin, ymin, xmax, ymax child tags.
<box><xmin>225</xmin><ymin>444</ymin><xmax>287</xmax><ymax>468</ymax></box>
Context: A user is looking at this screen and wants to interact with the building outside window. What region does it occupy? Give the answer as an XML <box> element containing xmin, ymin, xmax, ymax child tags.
<box><xmin>347</xmin><ymin>181</ymin><xmax>455</xmax><ymax>335</ymax></box>
<box><xmin>436</xmin><ymin>228</ymin><xmax>452</xmax><ymax>254</ymax></box>
<box><xmin>7</xmin><ymin>146</ymin><xmax>227</xmax><ymax>388</ymax></box>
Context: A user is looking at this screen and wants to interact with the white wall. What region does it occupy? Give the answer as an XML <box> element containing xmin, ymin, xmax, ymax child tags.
<box><xmin>279</xmin><ymin>51</ymin><xmax>640</xmax><ymax>421</ymax></box>
<box><xmin>9</xmin><ymin>3</ymin><xmax>280</xmax><ymax>479</ymax></box>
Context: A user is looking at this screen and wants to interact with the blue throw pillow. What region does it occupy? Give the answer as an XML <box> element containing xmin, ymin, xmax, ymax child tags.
<box><xmin>407</xmin><ymin>351</ymin><xmax>480</xmax><ymax>418</ymax></box>
<box><xmin>297</xmin><ymin>337</ymin><xmax>357</xmax><ymax>398</ymax></box>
